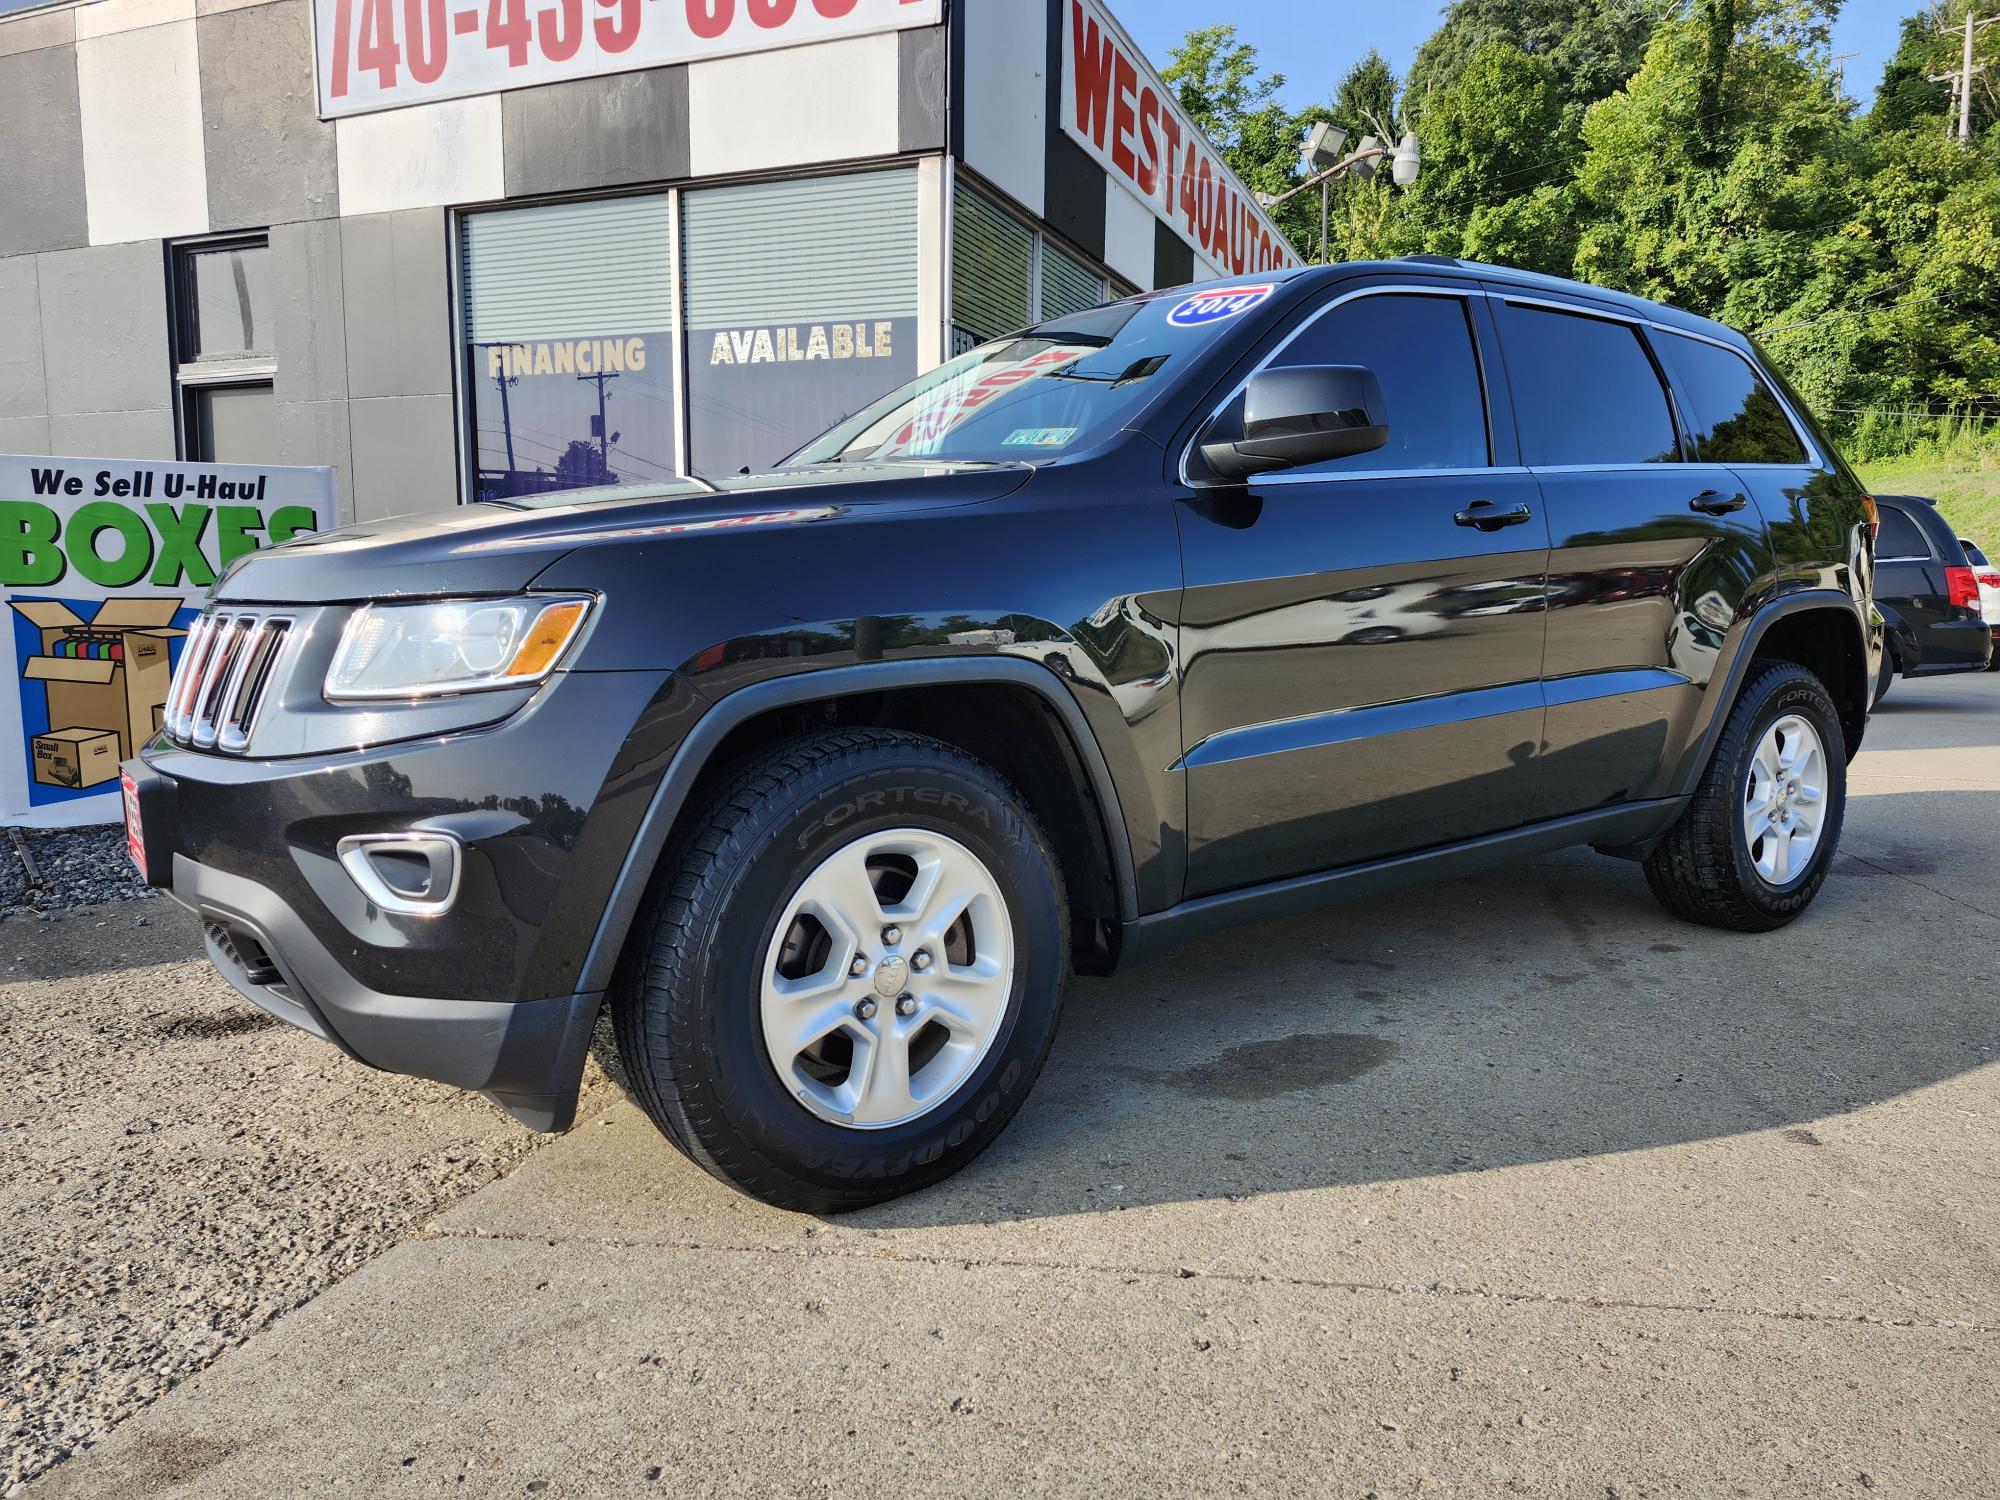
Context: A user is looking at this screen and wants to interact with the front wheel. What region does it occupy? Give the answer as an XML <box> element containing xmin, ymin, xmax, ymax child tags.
<box><xmin>611</xmin><ymin>729</ymin><xmax>1068</xmax><ymax>1212</ymax></box>
<box><xmin>1644</xmin><ymin>662</ymin><xmax>1848</xmax><ymax>932</ymax></box>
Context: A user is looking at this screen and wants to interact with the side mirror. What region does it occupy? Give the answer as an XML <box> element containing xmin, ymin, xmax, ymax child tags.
<box><xmin>1198</xmin><ymin>365</ymin><xmax>1389</xmax><ymax>482</ymax></box>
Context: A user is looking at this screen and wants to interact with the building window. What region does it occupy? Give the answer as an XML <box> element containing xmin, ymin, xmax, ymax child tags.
<box><xmin>173</xmin><ymin>237</ymin><xmax>278</xmax><ymax>464</ymax></box>
<box><xmin>682</xmin><ymin>169</ymin><xmax>921</xmax><ymax>477</ymax></box>
<box><xmin>460</xmin><ymin>195</ymin><xmax>680</xmax><ymax>503</ymax></box>
<box><xmin>951</xmin><ymin>180</ymin><xmax>1124</xmax><ymax>354</ymax></box>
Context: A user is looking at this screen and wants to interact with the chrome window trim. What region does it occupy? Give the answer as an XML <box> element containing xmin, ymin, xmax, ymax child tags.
<box><xmin>1176</xmin><ymin>279</ymin><xmax>1831</xmax><ymax>489</ymax></box>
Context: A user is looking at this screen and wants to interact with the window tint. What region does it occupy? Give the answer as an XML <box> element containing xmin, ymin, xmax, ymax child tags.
<box><xmin>1875</xmin><ymin>504</ymin><xmax>1931</xmax><ymax>560</ymax></box>
<box><xmin>1965</xmin><ymin>539</ymin><xmax>1991</xmax><ymax>567</ymax></box>
<box><xmin>1268</xmin><ymin>293</ymin><xmax>1489</xmax><ymax>473</ymax></box>
<box><xmin>1501</xmin><ymin>305</ymin><xmax>1679</xmax><ymax>466</ymax></box>
<box><xmin>1656</xmin><ymin>332</ymin><xmax>1807</xmax><ymax>464</ymax></box>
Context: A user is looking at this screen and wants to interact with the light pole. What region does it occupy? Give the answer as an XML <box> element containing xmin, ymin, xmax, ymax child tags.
<box><xmin>1257</xmin><ymin>131</ymin><xmax>1422</xmax><ymax>262</ymax></box>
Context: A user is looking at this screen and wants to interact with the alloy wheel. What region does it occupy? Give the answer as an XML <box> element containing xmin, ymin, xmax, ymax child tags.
<box><xmin>759</xmin><ymin>828</ymin><xmax>1015</xmax><ymax>1129</ymax></box>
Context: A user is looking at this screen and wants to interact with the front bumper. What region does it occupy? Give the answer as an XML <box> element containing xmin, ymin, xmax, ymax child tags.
<box><xmin>122</xmin><ymin>666</ymin><xmax>689</xmax><ymax>1129</ymax></box>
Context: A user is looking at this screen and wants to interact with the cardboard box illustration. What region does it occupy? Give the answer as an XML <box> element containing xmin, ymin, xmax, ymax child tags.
<box><xmin>11</xmin><ymin>598</ymin><xmax>187</xmax><ymax>767</ymax></box>
<box><xmin>32</xmin><ymin>726</ymin><xmax>121</xmax><ymax>789</ymax></box>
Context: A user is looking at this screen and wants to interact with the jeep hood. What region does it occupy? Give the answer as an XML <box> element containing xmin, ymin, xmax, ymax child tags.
<box><xmin>213</xmin><ymin>462</ymin><xmax>1033</xmax><ymax>604</ymax></box>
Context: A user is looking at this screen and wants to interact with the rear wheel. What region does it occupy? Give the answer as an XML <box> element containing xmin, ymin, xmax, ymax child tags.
<box><xmin>1644</xmin><ymin>661</ymin><xmax>1847</xmax><ymax>932</ymax></box>
<box><xmin>612</xmin><ymin>729</ymin><xmax>1067</xmax><ymax>1212</ymax></box>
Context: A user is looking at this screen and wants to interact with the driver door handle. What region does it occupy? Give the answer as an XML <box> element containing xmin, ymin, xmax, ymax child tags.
<box><xmin>1454</xmin><ymin>499</ymin><xmax>1534</xmax><ymax>531</ymax></box>
<box><xmin>1690</xmin><ymin>489</ymin><xmax>1748</xmax><ymax>516</ymax></box>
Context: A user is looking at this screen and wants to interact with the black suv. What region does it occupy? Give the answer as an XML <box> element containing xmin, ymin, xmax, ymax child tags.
<box><xmin>123</xmin><ymin>260</ymin><xmax>1878</xmax><ymax>1210</ymax></box>
<box><xmin>1871</xmin><ymin>493</ymin><xmax>1994</xmax><ymax>694</ymax></box>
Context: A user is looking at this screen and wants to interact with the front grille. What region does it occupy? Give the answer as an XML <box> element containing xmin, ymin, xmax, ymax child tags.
<box><xmin>164</xmin><ymin>610</ymin><xmax>294</xmax><ymax>753</ymax></box>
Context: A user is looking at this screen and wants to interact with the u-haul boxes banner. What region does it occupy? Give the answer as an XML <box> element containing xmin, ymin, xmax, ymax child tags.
<box><xmin>1</xmin><ymin>457</ymin><xmax>334</xmax><ymax>828</ymax></box>
<box><xmin>314</xmin><ymin>0</ymin><xmax>941</xmax><ymax>118</ymax></box>
<box><xmin>1060</xmin><ymin>0</ymin><xmax>1298</xmax><ymax>278</ymax></box>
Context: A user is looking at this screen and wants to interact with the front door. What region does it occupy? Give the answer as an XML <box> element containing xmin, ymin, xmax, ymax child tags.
<box><xmin>1178</xmin><ymin>287</ymin><xmax>1551</xmax><ymax>899</ymax></box>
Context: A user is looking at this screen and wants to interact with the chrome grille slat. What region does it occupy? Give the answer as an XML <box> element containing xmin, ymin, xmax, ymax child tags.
<box><xmin>163</xmin><ymin>609</ymin><xmax>295</xmax><ymax>756</ymax></box>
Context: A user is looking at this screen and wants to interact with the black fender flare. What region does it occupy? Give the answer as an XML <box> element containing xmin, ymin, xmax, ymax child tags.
<box><xmin>1673</xmin><ymin>589</ymin><xmax>1871</xmax><ymax>798</ymax></box>
<box><xmin>576</xmin><ymin>657</ymin><xmax>1139</xmax><ymax>993</ymax></box>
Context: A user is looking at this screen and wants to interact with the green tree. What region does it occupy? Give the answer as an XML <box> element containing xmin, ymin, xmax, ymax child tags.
<box><xmin>1404</xmin><ymin>0</ymin><xmax>1656</xmax><ymax>131</ymax></box>
<box><xmin>1163</xmin><ymin>26</ymin><xmax>1314</xmax><ymax>253</ymax></box>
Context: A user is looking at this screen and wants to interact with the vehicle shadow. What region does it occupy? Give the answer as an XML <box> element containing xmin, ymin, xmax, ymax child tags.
<box><xmin>849</xmin><ymin>785</ymin><xmax>2000</xmax><ymax>1228</ymax></box>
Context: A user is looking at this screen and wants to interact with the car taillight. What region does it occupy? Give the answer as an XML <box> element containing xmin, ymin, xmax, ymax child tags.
<box><xmin>1946</xmin><ymin>565</ymin><xmax>1982</xmax><ymax>612</ymax></box>
<box><xmin>1860</xmin><ymin>494</ymin><xmax>1879</xmax><ymax>539</ymax></box>
<box><xmin>1979</xmin><ymin>571</ymin><xmax>2000</xmax><ymax>591</ymax></box>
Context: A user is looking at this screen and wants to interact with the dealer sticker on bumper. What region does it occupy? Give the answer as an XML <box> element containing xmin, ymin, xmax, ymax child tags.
<box><xmin>121</xmin><ymin>769</ymin><xmax>146</xmax><ymax>882</ymax></box>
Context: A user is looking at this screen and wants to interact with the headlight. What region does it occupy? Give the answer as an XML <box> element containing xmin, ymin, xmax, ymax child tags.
<box><xmin>324</xmin><ymin>596</ymin><xmax>592</xmax><ymax>701</ymax></box>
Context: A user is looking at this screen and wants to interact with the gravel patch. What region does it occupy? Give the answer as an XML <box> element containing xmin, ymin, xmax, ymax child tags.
<box><xmin>0</xmin><ymin>901</ymin><xmax>612</xmax><ymax>1492</ymax></box>
<box><xmin>2</xmin><ymin>824</ymin><xmax>155</xmax><ymax>919</ymax></box>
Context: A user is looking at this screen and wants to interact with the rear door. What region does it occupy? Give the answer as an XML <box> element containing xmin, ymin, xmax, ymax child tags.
<box><xmin>1488</xmin><ymin>298</ymin><xmax>1774</xmax><ymax>819</ymax></box>
<box><xmin>1176</xmin><ymin>284</ymin><xmax>1550</xmax><ymax>897</ymax></box>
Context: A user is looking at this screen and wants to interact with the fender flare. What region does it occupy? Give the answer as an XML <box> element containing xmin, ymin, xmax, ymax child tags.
<box><xmin>1674</xmin><ymin>589</ymin><xmax>1870</xmax><ymax>798</ymax></box>
<box><xmin>576</xmin><ymin>657</ymin><xmax>1139</xmax><ymax>993</ymax></box>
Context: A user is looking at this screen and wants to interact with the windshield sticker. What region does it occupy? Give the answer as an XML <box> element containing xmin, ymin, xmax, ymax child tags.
<box><xmin>1003</xmin><ymin>427</ymin><xmax>1079</xmax><ymax>448</ymax></box>
<box><xmin>878</xmin><ymin>346</ymin><xmax>1094</xmax><ymax>458</ymax></box>
<box><xmin>1166</xmin><ymin>284</ymin><xmax>1276</xmax><ymax>329</ymax></box>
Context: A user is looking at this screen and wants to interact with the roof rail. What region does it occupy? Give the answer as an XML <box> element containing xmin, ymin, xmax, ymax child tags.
<box><xmin>1399</xmin><ymin>254</ymin><xmax>1463</xmax><ymax>266</ymax></box>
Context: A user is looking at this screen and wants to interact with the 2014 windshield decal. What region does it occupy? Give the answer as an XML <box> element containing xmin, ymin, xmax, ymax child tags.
<box><xmin>1166</xmin><ymin>285</ymin><xmax>1275</xmax><ymax>328</ymax></box>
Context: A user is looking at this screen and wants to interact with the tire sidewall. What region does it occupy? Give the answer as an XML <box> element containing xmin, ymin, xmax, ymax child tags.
<box><xmin>688</xmin><ymin>755</ymin><xmax>1064</xmax><ymax>1199</ymax></box>
<box><xmin>1725</xmin><ymin>670</ymin><xmax>1846</xmax><ymax>917</ymax></box>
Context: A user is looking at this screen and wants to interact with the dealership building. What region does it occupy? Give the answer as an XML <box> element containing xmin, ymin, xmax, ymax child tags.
<box><xmin>0</xmin><ymin>0</ymin><xmax>1296</xmax><ymax>522</ymax></box>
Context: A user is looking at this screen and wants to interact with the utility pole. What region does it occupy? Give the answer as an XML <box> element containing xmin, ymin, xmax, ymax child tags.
<box><xmin>492</xmin><ymin>368</ymin><xmax>519</xmax><ymax>475</ymax></box>
<box><xmin>1830</xmin><ymin>50</ymin><xmax>1857</xmax><ymax>97</ymax></box>
<box><xmin>1934</xmin><ymin>10</ymin><xmax>1998</xmax><ymax>147</ymax></box>
<box><xmin>578</xmin><ymin>370</ymin><xmax>619</xmax><ymax>475</ymax></box>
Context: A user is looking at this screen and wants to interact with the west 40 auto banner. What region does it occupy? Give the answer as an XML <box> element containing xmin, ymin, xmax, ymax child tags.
<box><xmin>1</xmin><ymin>457</ymin><xmax>334</xmax><ymax>827</ymax></box>
<box><xmin>316</xmin><ymin>0</ymin><xmax>941</xmax><ymax>118</ymax></box>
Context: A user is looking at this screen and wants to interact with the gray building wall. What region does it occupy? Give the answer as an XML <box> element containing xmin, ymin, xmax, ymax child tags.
<box><xmin>0</xmin><ymin>0</ymin><xmax>950</xmax><ymax>524</ymax></box>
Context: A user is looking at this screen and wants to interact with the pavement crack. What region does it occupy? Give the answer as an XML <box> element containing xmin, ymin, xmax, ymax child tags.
<box><xmin>422</xmin><ymin>1226</ymin><xmax>1998</xmax><ymax>1336</ymax></box>
<box><xmin>1840</xmin><ymin>850</ymin><xmax>2000</xmax><ymax>924</ymax></box>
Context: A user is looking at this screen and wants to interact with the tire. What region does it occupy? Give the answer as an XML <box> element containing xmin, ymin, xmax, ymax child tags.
<box><xmin>1643</xmin><ymin>661</ymin><xmax>1848</xmax><ymax>933</ymax></box>
<box><xmin>611</xmin><ymin>728</ymin><xmax>1068</xmax><ymax>1212</ymax></box>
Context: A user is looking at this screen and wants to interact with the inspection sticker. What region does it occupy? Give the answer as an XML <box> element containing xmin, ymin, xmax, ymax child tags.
<box><xmin>1166</xmin><ymin>284</ymin><xmax>1276</xmax><ymax>328</ymax></box>
<box><xmin>1003</xmin><ymin>427</ymin><xmax>1079</xmax><ymax>448</ymax></box>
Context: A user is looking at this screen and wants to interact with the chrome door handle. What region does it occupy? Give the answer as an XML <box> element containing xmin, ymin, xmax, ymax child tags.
<box><xmin>1454</xmin><ymin>500</ymin><xmax>1533</xmax><ymax>531</ymax></box>
<box><xmin>1690</xmin><ymin>490</ymin><xmax>1748</xmax><ymax>516</ymax></box>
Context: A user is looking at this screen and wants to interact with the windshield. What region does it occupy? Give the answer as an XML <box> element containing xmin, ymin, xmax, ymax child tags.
<box><xmin>788</xmin><ymin>288</ymin><xmax>1272</xmax><ymax>467</ymax></box>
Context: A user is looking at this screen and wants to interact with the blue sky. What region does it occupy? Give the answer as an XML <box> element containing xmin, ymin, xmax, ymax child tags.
<box><xmin>1122</xmin><ymin>0</ymin><xmax>1915</xmax><ymax>112</ymax></box>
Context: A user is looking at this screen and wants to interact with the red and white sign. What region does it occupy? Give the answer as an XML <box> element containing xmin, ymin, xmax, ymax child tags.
<box><xmin>1059</xmin><ymin>0</ymin><xmax>1298</xmax><ymax>278</ymax></box>
<box><xmin>121</xmin><ymin>770</ymin><xmax>146</xmax><ymax>882</ymax></box>
<box><xmin>314</xmin><ymin>0</ymin><xmax>942</xmax><ymax>119</ymax></box>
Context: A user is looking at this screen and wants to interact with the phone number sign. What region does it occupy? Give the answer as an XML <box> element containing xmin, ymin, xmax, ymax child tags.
<box><xmin>315</xmin><ymin>0</ymin><xmax>941</xmax><ymax>118</ymax></box>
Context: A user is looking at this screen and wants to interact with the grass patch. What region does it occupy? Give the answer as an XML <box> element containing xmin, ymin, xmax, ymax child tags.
<box><xmin>1845</xmin><ymin>410</ymin><xmax>2000</xmax><ymax>545</ymax></box>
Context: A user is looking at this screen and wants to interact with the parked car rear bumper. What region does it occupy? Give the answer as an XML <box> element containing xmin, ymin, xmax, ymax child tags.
<box><xmin>1905</xmin><ymin>618</ymin><xmax>1995</xmax><ymax>675</ymax></box>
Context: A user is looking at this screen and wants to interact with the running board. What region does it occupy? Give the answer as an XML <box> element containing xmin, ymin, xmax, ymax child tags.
<box><xmin>1114</xmin><ymin>799</ymin><xmax>1687</xmax><ymax>970</ymax></box>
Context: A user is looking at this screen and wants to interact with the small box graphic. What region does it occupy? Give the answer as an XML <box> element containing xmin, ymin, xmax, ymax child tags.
<box><xmin>10</xmin><ymin>597</ymin><xmax>187</xmax><ymax>764</ymax></box>
<box><xmin>33</xmin><ymin>726</ymin><xmax>121</xmax><ymax>789</ymax></box>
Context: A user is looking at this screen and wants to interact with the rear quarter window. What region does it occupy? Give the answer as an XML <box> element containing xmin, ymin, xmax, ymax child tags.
<box><xmin>1654</xmin><ymin>332</ymin><xmax>1808</xmax><ymax>465</ymax></box>
<box><xmin>1874</xmin><ymin>505</ymin><xmax>1932</xmax><ymax>560</ymax></box>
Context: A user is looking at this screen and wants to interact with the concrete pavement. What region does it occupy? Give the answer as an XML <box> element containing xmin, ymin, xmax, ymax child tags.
<box><xmin>27</xmin><ymin>671</ymin><xmax>2000</xmax><ymax>1498</ymax></box>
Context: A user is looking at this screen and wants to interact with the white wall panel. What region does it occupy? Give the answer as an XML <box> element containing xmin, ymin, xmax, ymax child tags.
<box><xmin>1102</xmin><ymin>180</ymin><xmax>1155</xmax><ymax>290</ymax></box>
<box><xmin>77</xmin><ymin>20</ymin><xmax>207</xmax><ymax>244</ymax></box>
<box><xmin>335</xmin><ymin>96</ymin><xmax>504</xmax><ymax>217</ymax></box>
<box><xmin>74</xmin><ymin>0</ymin><xmax>195</xmax><ymax>40</ymax></box>
<box><xmin>686</xmin><ymin>33</ymin><xmax>899</xmax><ymax>178</ymax></box>
<box><xmin>960</xmin><ymin>0</ymin><xmax>1045</xmax><ymax>216</ymax></box>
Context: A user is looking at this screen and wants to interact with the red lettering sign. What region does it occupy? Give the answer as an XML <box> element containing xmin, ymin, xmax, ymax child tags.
<box><xmin>1058</xmin><ymin>0</ymin><xmax>1296</xmax><ymax>277</ymax></box>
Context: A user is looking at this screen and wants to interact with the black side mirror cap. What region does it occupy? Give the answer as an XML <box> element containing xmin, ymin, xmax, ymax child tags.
<box><xmin>1198</xmin><ymin>365</ymin><xmax>1389</xmax><ymax>482</ymax></box>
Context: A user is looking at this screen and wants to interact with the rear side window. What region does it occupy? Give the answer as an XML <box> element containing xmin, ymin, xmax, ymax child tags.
<box><xmin>1966</xmin><ymin>540</ymin><xmax>1991</xmax><ymax>567</ymax></box>
<box><xmin>1875</xmin><ymin>504</ymin><xmax>1932</xmax><ymax>560</ymax></box>
<box><xmin>1499</xmin><ymin>304</ymin><xmax>1679</xmax><ymax>467</ymax></box>
<box><xmin>1655</xmin><ymin>333</ymin><xmax>1808</xmax><ymax>464</ymax></box>
<box><xmin>1267</xmin><ymin>293</ymin><xmax>1490</xmax><ymax>474</ymax></box>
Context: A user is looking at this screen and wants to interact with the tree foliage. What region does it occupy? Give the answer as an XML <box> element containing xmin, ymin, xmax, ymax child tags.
<box><xmin>1162</xmin><ymin>0</ymin><xmax>2000</xmax><ymax>432</ymax></box>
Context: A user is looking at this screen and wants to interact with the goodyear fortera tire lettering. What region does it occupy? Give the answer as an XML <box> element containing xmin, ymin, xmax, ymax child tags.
<box><xmin>610</xmin><ymin>729</ymin><xmax>1068</xmax><ymax>1212</ymax></box>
